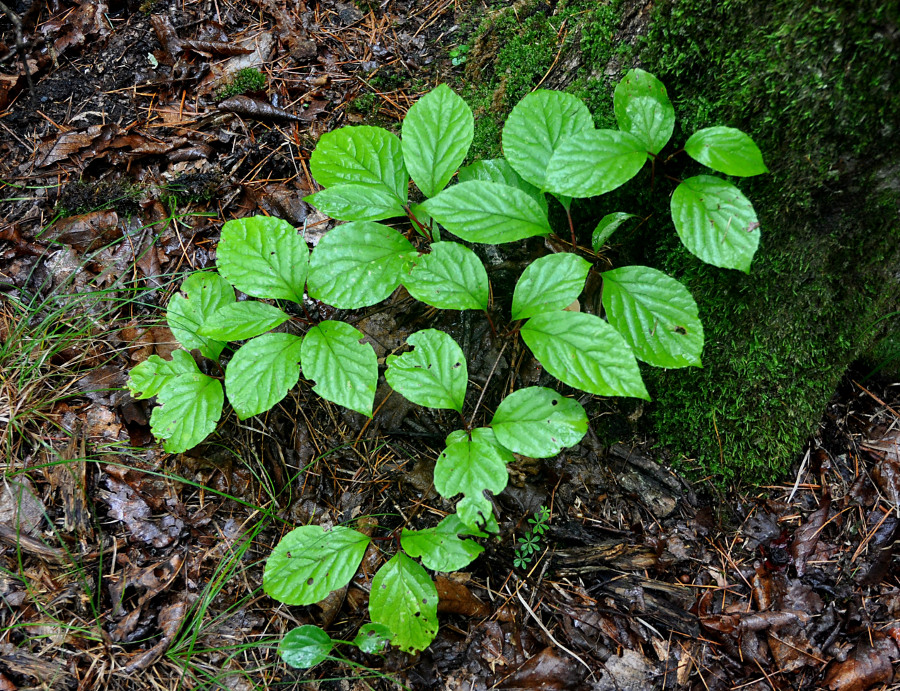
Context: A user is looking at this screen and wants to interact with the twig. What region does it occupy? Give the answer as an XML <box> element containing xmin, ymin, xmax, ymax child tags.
<box><xmin>467</xmin><ymin>340</ymin><xmax>508</xmax><ymax>427</ymax></box>
<box><xmin>0</xmin><ymin>0</ymin><xmax>34</xmax><ymax>100</ymax></box>
<box><xmin>514</xmin><ymin>588</ymin><xmax>597</xmax><ymax>681</ymax></box>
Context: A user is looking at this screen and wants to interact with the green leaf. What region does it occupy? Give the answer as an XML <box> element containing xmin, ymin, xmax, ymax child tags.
<box><xmin>458</xmin><ymin>158</ymin><xmax>547</xmax><ymax>215</ymax></box>
<box><xmin>369</xmin><ymin>552</ymin><xmax>438</xmax><ymax>654</ymax></box>
<box><xmin>521</xmin><ymin>311</ymin><xmax>649</xmax><ymax>399</ymax></box>
<box><xmin>216</xmin><ymin>216</ymin><xmax>309</xmax><ymax>304</ymax></box>
<box><xmin>434</xmin><ymin>428</ymin><xmax>511</xmax><ymax>521</ymax></box>
<box><xmin>307</xmin><ymin>221</ymin><xmax>415</xmax><ymax>309</ymax></box>
<box><xmin>309</xmin><ymin>125</ymin><xmax>408</xmax><ymax>203</ymax></box>
<box><xmin>613</xmin><ymin>69</ymin><xmax>675</xmax><ymax>155</ymax></box>
<box><xmin>352</xmin><ymin>624</ymin><xmax>393</xmax><ymax>654</ymax></box>
<box><xmin>305</xmin><ymin>184</ymin><xmax>406</xmax><ymax>222</ymax></box>
<box><xmin>385</xmin><ymin>329</ymin><xmax>467</xmax><ymax>412</ymax></box>
<box><xmin>511</xmin><ymin>253</ymin><xmax>591</xmax><ymax>320</ymax></box>
<box><xmin>279</xmin><ymin>626</ymin><xmax>333</xmax><ymax>669</ymax></box>
<box><xmin>544</xmin><ymin>129</ymin><xmax>647</xmax><ymax>198</ymax></box>
<box><xmin>166</xmin><ymin>272</ymin><xmax>233</xmax><ymax>359</ymax></box>
<box><xmin>420</xmin><ymin>181</ymin><xmax>551</xmax><ymax>244</ymax></box>
<box><xmin>301</xmin><ymin>320</ymin><xmax>377</xmax><ymax>416</ymax></box>
<box><xmin>502</xmin><ymin>90</ymin><xmax>594</xmax><ymax>190</ymax></box>
<box><xmin>456</xmin><ymin>494</ymin><xmax>495</xmax><ymax>533</ymax></box>
<box><xmin>684</xmin><ymin>126</ymin><xmax>768</xmax><ymax>177</ymax></box>
<box><xmin>150</xmin><ymin>372</ymin><xmax>224</xmax><ymax>453</ymax></box>
<box><xmin>224</xmin><ymin>333</ymin><xmax>303</xmax><ymax>420</ymax></box>
<box><xmin>601</xmin><ymin>266</ymin><xmax>704</xmax><ymax>368</ymax></box>
<box><xmin>402</xmin><ymin>84</ymin><xmax>474</xmax><ymax>198</ymax></box>
<box><xmin>670</xmin><ymin>175</ymin><xmax>760</xmax><ymax>273</ymax></box>
<box><xmin>127</xmin><ymin>349</ymin><xmax>198</xmax><ymax>400</ymax></box>
<box><xmin>264</xmin><ymin>525</ymin><xmax>371</xmax><ymax>605</ymax></box>
<box><xmin>490</xmin><ymin>387</ymin><xmax>587</xmax><ymax>458</ymax></box>
<box><xmin>592</xmin><ymin>212</ymin><xmax>637</xmax><ymax>251</ymax></box>
<box><xmin>403</xmin><ymin>241</ymin><xmax>489</xmax><ymax>311</ymax></box>
<box><xmin>199</xmin><ymin>302</ymin><xmax>290</xmax><ymax>341</ymax></box>
<box><xmin>401</xmin><ymin>514</ymin><xmax>485</xmax><ymax>572</ymax></box>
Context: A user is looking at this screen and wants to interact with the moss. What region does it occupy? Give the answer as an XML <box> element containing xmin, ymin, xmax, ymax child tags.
<box><xmin>56</xmin><ymin>179</ymin><xmax>142</xmax><ymax>217</ymax></box>
<box><xmin>216</xmin><ymin>68</ymin><xmax>267</xmax><ymax>101</ymax></box>
<box><xmin>635</xmin><ymin>0</ymin><xmax>900</xmax><ymax>482</ymax></box>
<box><xmin>457</xmin><ymin>0</ymin><xmax>900</xmax><ymax>484</ymax></box>
<box><xmin>460</xmin><ymin>0</ymin><xmax>626</xmax><ymax>160</ymax></box>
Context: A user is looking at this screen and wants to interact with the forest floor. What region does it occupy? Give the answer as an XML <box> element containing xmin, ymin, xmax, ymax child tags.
<box><xmin>0</xmin><ymin>0</ymin><xmax>898</xmax><ymax>689</ymax></box>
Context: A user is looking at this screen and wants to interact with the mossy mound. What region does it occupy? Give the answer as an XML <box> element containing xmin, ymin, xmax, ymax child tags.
<box><xmin>457</xmin><ymin>0</ymin><xmax>900</xmax><ymax>483</ymax></box>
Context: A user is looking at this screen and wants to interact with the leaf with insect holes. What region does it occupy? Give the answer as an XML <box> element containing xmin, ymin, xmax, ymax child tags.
<box><xmin>403</xmin><ymin>241</ymin><xmax>489</xmax><ymax>311</ymax></box>
<box><xmin>307</xmin><ymin>221</ymin><xmax>415</xmax><ymax>309</ymax></box>
<box><xmin>279</xmin><ymin>626</ymin><xmax>333</xmax><ymax>669</ymax></box>
<box><xmin>150</xmin><ymin>371</ymin><xmax>223</xmax><ymax>453</ymax></box>
<box><xmin>490</xmin><ymin>387</ymin><xmax>587</xmax><ymax>458</ymax></box>
<box><xmin>458</xmin><ymin>158</ymin><xmax>547</xmax><ymax>215</ymax></box>
<box><xmin>402</xmin><ymin>84</ymin><xmax>474</xmax><ymax>198</ymax></box>
<box><xmin>385</xmin><ymin>329</ymin><xmax>467</xmax><ymax>412</ymax></box>
<box><xmin>420</xmin><ymin>181</ymin><xmax>551</xmax><ymax>244</ymax></box>
<box><xmin>601</xmin><ymin>265</ymin><xmax>704</xmax><ymax>368</ymax></box>
<box><xmin>166</xmin><ymin>272</ymin><xmax>233</xmax><ymax>359</ymax></box>
<box><xmin>216</xmin><ymin>216</ymin><xmax>308</xmax><ymax>303</ymax></box>
<box><xmin>353</xmin><ymin>624</ymin><xmax>393</xmax><ymax>654</ymax></box>
<box><xmin>305</xmin><ymin>184</ymin><xmax>406</xmax><ymax>222</ymax></box>
<box><xmin>670</xmin><ymin>175</ymin><xmax>759</xmax><ymax>272</ymax></box>
<box><xmin>521</xmin><ymin>311</ymin><xmax>649</xmax><ymax>399</ymax></box>
<box><xmin>434</xmin><ymin>428</ymin><xmax>511</xmax><ymax>527</ymax></box>
<box><xmin>127</xmin><ymin>349</ymin><xmax>198</xmax><ymax>400</ymax></box>
<box><xmin>309</xmin><ymin>125</ymin><xmax>408</xmax><ymax>203</ymax></box>
<box><xmin>224</xmin><ymin>333</ymin><xmax>303</xmax><ymax>420</ymax></box>
<box><xmin>264</xmin><ymin>525</ymin><xmax>371</xmax><ymax>606</ymax></box>
<box><xmin>684</xmin><ymin>126</ymin><xmax>768</xmax><ymax>177</ymax></box>
<box><xmin>502</xmin><ymin>90</ymin><xmax>594</xmax><ymax>190</ymax></box>
<box><xmin>401</xmin><ymin>514</ymin><xmax>485</xmax><ymax>572</ymax></box>
<box><xmin>511</xmin><ymin>253</ymin><xmax>591</xmax><ymax>320</ymax></box>
<box><xmin>614</xmin><ymin>69</ymin><xmax>675</xmax><ymax>155</ymax></box>
<box><xmin>199</xmin><ymin>302</ymin><xmax>290</xmax><ymax>342</ymax></box>
<box><xmin>544</xmin><ymin>129</ymin><xmax>647</xmax><ymax>198</ymax></box>
<box><xmin>592</xmin><ymin>212</ymin><xmax>637</xmax><ymax>251</ymax></box>
<box><xmin>300</xmin><ymin>320</ymin><xmax>377</xmax><ymax>417</ymax></box>
<box><xmin>369</xmin><ymin>552</ymin><xmax>438</xmax><ymax>654</ymax></box>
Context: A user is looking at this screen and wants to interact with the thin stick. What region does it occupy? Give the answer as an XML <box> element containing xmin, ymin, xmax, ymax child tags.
<box><xmin>468</xmin><ymin>340</ymin><xmax>508</xmax><ymax>428</ymax></box>
<box><xmin>0</xmin><ymin>1</ymin><xmax>34</xmax><ymax>99</ymax></box>
<box><xmin>514</xmin><ymin>588</ymin><xmax>597</xmax><ymax>681</ymax></box>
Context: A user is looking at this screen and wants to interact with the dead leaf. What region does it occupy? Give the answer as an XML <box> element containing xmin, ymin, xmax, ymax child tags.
<box><xmin>824</xmin><ymin>634</ymin><xmax>898</xmax><ymax>691</ymax></box>
<box><xmin>435</xmin><ymin>575</ymin><xmax>489</xmax><ymax>617</ymax></box>
<box><xmin>790</xmin><ymin>491</ymin><xmax>831</xmax><ymax>576</ymax></box>
<box><xmin>0</xmin><ymin>478</ymin><xmax>44</xmax><ymax>535</ymax></box>
<box><xmin>498</xmin><ymin>647</ymin><xmax>587</xmax><ymax>690</ymax></box>
<box><xmin>218</xmin><ymin>95</ymin><xmax>304</xmax><ymax>122</ymax></box>
<box><xmin>35</xmin><ymin>124</ymin><xmax>122</xmax><ymax>168</ymax></box>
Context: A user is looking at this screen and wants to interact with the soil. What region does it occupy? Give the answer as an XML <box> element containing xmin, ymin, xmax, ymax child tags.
<box><xmin>0</xmin><ymin>1</ymin><xmax>898</xmax><ymax>689</ymax></box>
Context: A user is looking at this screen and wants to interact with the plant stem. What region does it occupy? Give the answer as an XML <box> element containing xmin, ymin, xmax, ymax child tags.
<box><xmin>566</xmin><ymin>207</ymin><xmax>577</xmax><ymax>250</ymax></box>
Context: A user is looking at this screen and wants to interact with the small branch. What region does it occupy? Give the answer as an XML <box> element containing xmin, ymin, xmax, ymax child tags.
<box><xmin>468</xmin><ymin>340</ymin><xmax>508</xmax><ymax>428</ymax></box>
<box><xmin>566</xmin><ymin>206</ymin><xmax>577</xmax><ymax>251</ymax></box>
<box><xmin>0</xmin><ymin>1</ymin><xmax>34</xmax><ymax>100</ymax></box>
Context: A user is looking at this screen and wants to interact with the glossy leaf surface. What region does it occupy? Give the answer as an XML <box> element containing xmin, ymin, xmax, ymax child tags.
<box><xmin>402</xmin><ymin>84</ymin><xmax>474</xmax><ymax>198</ymax></box>
<box><xmin>150</xmin><ymin>372</ymin><xmax>223</xmax><ymax>453</ymax></box>
<box><xmin>401</xmin><ymin>514</ymin><xmax>485</xmax><ymax>572</ymax></box>
<box><xmin>224</xmin><ymin>333</ymin><xmax>303</xmax><ymax>420</ymax></box>
<box><xmin>670</xmin><ymin>175</ymin><xmax>759</xmax><ymax>272</ymax></box>
<box><xmin>613</xmin><ymin>69</ymin><xmax>675</xmax><ymax>154</ymax></box>
<box><xmin>511</xmin><ymin>253</ymin><xmax>591</xmax><ymax>320</ymax></box>
<box><xmin>521</xmin><ymin>311</ymin><xmax>649</xmax><ymax>399</ymax></box>
<box><xmin>301</xmin><ymin>321</ymin><xmax>377</xmax><ymax>417</ymax></box>
<box><xmin>490</xmin><ymin>387</ymin><xmax>587</xmax><ymax>458</ymax></box>
<box><xmin>685</xmin><ymin>126</ymin><xmax>768</xmax><ymax>176</ymax></box>
<box><xmin>305</xmin><ymin>184</ymin><xmax>406</xmax><ymax>221</ymax></box>
<box><xmin>264</xmin><ymin>525</ymin><xmax>371</xmax><ymax>606</ymax></box>
<box><xmin>403</xmin><ymin>242</ymin><xmax>489</xmax><ymax>311</ymax></box>
<box><xmin>385</xmin><ymin>329</ymin><xmax>467</xmax><ymax>412</ymax></box>
<box><xmin>279</xmin><ymin>626</ymin><xmax>333</xmax><ymax>669</ymax></box>
<box><xmin>199</xmin><ymin>301</ymin><xmax>290</xmax><ymax>342</ymax></box>
<box><xmin>545</xmin><ymin>129</ymin><xmax>647</xmax><ymax>198</ymax></box>
<box><xmin>307</xmin><ymin>221</ymin><xmax>415</xmax><ymax>308</ymax></box>
<box><xmin>166</xmin><ymin>272</ymin><xmax>233</xmax><ymax>359</ymax></box>
<box><xmin>216</xmin><ymin>216</ymin><xmax>308</xmax><ymax>303</ymax></box>
<box><xmin>369</xmin><ymin>553</ymin><xmax>438</xmax><ymax>653</ymax></box>
<box><xmin>602</xmin><ymin>265</ymin><xmax>703</xmax><ymax>368</ymax></box>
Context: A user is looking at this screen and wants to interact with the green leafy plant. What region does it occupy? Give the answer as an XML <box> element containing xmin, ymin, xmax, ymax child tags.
<box><xmin>127</xmin><ymin>71</ymin><xmax>766</xmax><ymax>661</ymax></box>
<box><xmin>449</xmin><ymin>44</ymin><xmax>470</xmax><ymax>66</ymax></box>
<box><xmin>513</xmin><ymin>505</ymin><xmax>551</xmax><ymax>569</ymax></box>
